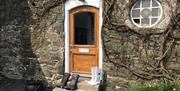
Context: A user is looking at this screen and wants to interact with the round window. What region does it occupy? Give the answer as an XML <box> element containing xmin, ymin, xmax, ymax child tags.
<box><xmin>131</xmin><ymin>0</ymin><xmax>162</xmax><ymax>27</ymax></box>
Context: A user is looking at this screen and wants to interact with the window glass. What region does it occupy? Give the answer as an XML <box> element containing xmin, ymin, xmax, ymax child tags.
<box><xmin>132</xmin><ymin>9</ymin><xmax>140</xmax><ymax>17</ymax></box>
<box><xmin>142</xmin><ymin>0</ymin><xmax>150</xmax><ymax>7</ymax></box>
<box><xmin>133</xmin><ymin>19</ymin><xmax>140</xmax><ymax>24</ymax></box>
<box><xmin>134</xmin><ymin>1</ymin><xmax>140</xmax><ymax>8</ymax></box>
<box><xmin>152</xmin><ymin>0</ymin><xmax>159</xmax><ymax>6</ymax></box>
<box><xmin>151</xmin><ymin>18</ymin><xmax>158</xmax><ymax>24</ymax></box>
<box><xmin>152</xmin><ymin>8</ymin><xmax>159</xmax><ymax>16</ymax></box>
<box><xmin>141</xmin><ymin>9</ymin><xmax>151</xmax><ymax>18</ymax></box>
<box><xmin>74</xmin><ymin>12</ymin><xmax>94</xmax><ymax>45</ymax></box>
<box><xmin>141</xmin><ymin>18</ymin><xmax>150</xmax><ymax>25</ymax></box>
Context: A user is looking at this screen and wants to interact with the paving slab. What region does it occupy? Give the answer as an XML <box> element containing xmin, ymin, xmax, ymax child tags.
<box><xmin>53</xmin><ymin>77</ymin><xmax>99</xmax><ymax>91</ymax></box>
<box><xmin>0</xmin><ymin>78</ymin><xmax>25</xmax><ymax>91</ymax></box>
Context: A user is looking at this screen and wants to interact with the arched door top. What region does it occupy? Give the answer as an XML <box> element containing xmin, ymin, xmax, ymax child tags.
<box><xmin>69</xmin><ymin>6</ymin><xmax>99</xmax><ymax>15</ymax></box>
<box><xmin>65</xmin><ymin>0</ymin><xmax>100</xmax><ymax>11</ymax></box>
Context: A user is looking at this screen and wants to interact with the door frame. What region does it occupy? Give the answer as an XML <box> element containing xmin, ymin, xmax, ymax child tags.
<box><xmin>69</xmin><ymin>6</ymin><xmax>99</xmax><ymax>74</ymax></box>
<box><xmin>64</xmin><ymin>0</ymin><xmax>103</xmax><ymax>75</ymax></box>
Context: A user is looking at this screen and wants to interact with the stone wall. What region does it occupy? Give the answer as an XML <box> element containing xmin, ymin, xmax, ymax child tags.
<box><xmin>0</xmin><ymin>0</ymin><xmax>34</xmax><ymax>79</ymax></box>
<box><xmin>0</xmin><ymin>0</ymin><xmax>65</xmax><ymax>84</ymax></box>
<box><xmin>29</xmin><ymin>0</ymin><xmax>65</xmax><ymax>83</ymax></box>
<box><xmin>1</xmin><ymin>0</ymin><xmax>180</xmax><ymax>89</ymax></box>
<box><xmin>102</xmin><ymin>0</ymin><xmax>180</xmax><ymax>90</ymax></box>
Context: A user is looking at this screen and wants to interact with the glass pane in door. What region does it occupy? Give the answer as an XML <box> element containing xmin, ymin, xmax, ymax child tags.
<box><xmin>74</xmin><ymin>12</ymin><xmax>95</xmax><ymax>45</ymax></box>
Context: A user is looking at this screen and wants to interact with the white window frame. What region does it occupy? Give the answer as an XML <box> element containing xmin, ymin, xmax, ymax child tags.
<box><xmin>131</xmin><ymin>0</ymin><xmax>163</xmax><ymax>28</ymax></box>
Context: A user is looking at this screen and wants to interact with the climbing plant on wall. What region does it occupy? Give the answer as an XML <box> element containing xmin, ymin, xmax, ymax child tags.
<box><xmin>102</xmin><ymin>0</ymin><xmax>180</xmax><ymax>81</ymax></box>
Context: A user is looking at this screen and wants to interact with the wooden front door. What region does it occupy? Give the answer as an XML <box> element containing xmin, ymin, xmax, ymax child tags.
<box><xmin>69</xmin><ymin>6</ymin><xmax>99</xmax><ymax>74</ymax></box>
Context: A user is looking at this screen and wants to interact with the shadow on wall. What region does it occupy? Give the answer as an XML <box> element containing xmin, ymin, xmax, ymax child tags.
<box><xmin>0</xmin><ymin>0</ymin><xmax>51</xmax><ymax>90</ymax></box>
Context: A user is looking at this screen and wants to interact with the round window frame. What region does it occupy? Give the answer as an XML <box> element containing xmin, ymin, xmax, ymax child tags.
<box><xmin>130</xmin><ymin>0</ymin><xmax>163</xmax><ymax>28</ymax></box>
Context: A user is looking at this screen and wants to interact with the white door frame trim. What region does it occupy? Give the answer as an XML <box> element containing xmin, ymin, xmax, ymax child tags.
<box><xmin>64</xmin><ymin>0</ymin><xmax>103</xmax><ymax>74</ymax></box>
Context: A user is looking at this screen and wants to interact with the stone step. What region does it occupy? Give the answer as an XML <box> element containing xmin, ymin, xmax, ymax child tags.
<box><xmin>53</xmin><ymin>77</ymin><xmax>99</xmax><ymax>91</ymax></box>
